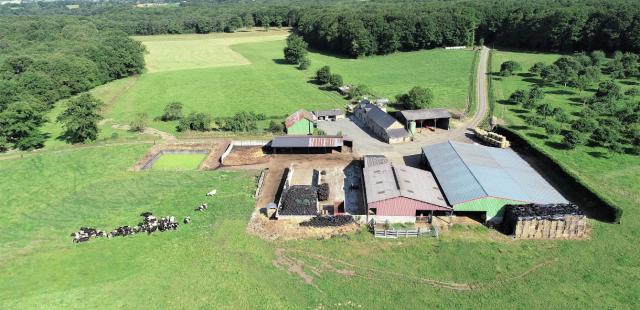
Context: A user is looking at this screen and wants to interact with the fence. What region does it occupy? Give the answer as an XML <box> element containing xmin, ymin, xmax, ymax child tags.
<box><xmin>373</xmin><ymin>227</ymin><xmax>439</xmax><ymax>239</ymax></box>
<box><xmin>220</xmin><ymin>140</ymin><xmax>270</xmax><ymax>164</ymax></box>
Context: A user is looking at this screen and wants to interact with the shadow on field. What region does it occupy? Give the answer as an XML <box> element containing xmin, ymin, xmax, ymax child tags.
<box><xmin>546</xmin><ymin>89</ymin><xmax>575</xmax><ymax>96</ymax></box>
<box><xmin>522</xmin><ymin>77</ymin><xmax>543</xmax><ymax>84</ymax></box>
<box><xmin>544</xmin><ymin>140</ymin><xmax>566</xmax><ymax>150</ymax></box>
<box><xmin>272</xmin><ymin>58</ymin><xmax>290</xmax><ymax>65</ymax></box>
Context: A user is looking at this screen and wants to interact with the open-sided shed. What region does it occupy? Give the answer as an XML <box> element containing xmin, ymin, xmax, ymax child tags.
<box><xmin>422</xmin><ymin>141</ymin><xmax>568</xmax><ymax>222</ymax></box>
<box><xmin>271</xmin><ymin>135</ymin><xmax>343</xmax><ymax>154</ymax></box>
<box><xmin>398</xmin><ymin>109</ymin><xmax>451</xmax><ymax>133</ymax></box>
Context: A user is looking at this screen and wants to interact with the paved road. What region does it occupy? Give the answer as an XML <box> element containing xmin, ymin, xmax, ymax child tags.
<box><xmin>320</xmin><ymin>46</ymin><xmax>491</xmax><ymax>166</ymax></box>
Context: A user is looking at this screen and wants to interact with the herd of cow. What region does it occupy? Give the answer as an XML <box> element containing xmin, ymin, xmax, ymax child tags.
<box><xmin>70</xmin><ymin>203</ymin><xmax>210</xmax><ymax>243</ymax></box>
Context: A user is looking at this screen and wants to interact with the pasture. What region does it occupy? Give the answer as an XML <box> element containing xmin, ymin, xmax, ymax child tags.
<box><xmin>150</xmin><ymin>153</ymin><xmax>207</xmax><ymax>170</ymax></box>
<box><xmin>103</xmin><ymin>31</ymin><xmax>476</xmax><ymax>133</ymax></box>
<box><xmin>0</xmin><ymin>144</ymin><xmax>637</xmax><ymax>308</ymax></box>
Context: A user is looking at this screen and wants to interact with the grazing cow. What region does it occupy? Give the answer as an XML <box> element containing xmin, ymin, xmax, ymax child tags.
<box><xmin>206</xmin><ymin>189</ymin><xmax>217</xmax><ymax>196</ymax></box>
<box><xmin>184</xmin><ymin>217</ymin><xmax>191</xmax><ymax>224</ymax></box>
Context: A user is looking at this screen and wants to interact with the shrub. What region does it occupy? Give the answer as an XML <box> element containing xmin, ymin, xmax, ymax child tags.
<box><xmin>267</xmin><ymin>120</ymin><xmax>284</xmax><ymax>133</ymax></box>
<box><xmin>177</xmin><ymin>112</ymin><xmax>211</xmax><ymax>132</ymax></box>
<box><xmin>625</xmin><ymin>88</ymin><xmax>639</xmax><ymax>97</ymax></box>
<box><xmin>316</xmin><ymin>66</ymin><xmax>331</xmax><ymax>84</ymax></box>
<box><xmin>500</xmin><ymin>61</ymin><xmax>522</xmax><ymax>76</ymax></box>
<box><xmin>160</xmin><ymin>101</ymin><xmax>183</xmax><ymax>121</ymax></box>
<box><xmin>298</xmin><ymin>57</ymin><xmax>310</xmax><ymax>70</ymax></box>
<box><xmin>0</xmin><ymin>136</ymin><xmax>8</xmax><ymax>153</ymax></box>
<box><xmin>529</xmin><ymin>62</ymin><xmax>545</xmax><ymax>74</ymax></box>
<box><xmin>395</xmin><ymin>86</ymin><xmax>434</xmax><ymax>109</ymax></box>
<box><xmin>553</xmin><ymin>108</ymin><xmax>569</xmax><ymax>123</ymax></box>
<box><xmin>563</xmin><ymin>130</ymin><xmax>587</xmax><ymax>149</ymax></box>
<box><xmin>130</xmin><ymin>112</ymin><xmax>148</xmax><ymax>133</ymax></box>
<box><xmin>524</xmin><ymin>115</ymin><xmax>544</xmax><ymax>127</ymax></box>
<box><xmin>329</xmin><ymin>74</ymin><xmax>343</xmax><ymax>90</ymax></box>
<box><xmin>508</xmin><ymin>89</ymin><xmax>528</xmax><ymax>104</ymax></box>
<box><xmin>543</xmin><ymin>121</ymin><xmax>561</xmax><ymax>136</ymax></box>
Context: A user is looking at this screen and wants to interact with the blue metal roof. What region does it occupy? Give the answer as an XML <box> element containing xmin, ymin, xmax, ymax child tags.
<box><xmin>422</xmin><ymin>141</ymin><xmax>568</xmax><ymax>205</ymax></box>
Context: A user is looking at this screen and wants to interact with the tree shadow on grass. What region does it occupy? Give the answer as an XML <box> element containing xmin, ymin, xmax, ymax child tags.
<box><xmin>510</xmin><ymin>108</ymin><xmax>529</xmax><ymax>114</ymax></box>
<box><xmin>527</xmin><ymin>132</ymin><xmax>547</xmax><ymax>139</ymax></box>
<box><xmin>509</xmin><ymin>125</ymin><xmax>529</xmax><ymax>130</ymax></box>
<box><xmin>498</xmin><ymin>99</ymin><xmax>516</xmax><ymax>106</ymax></box>
<box><xmin>307</xmin><ymin>47</ymin><xmax>353</xmax><ymax>60</ymax></box>
<box><xmin>522</xmin><ymin>77</ymin><xmax>544</xmax><ymax>85</ymax></box>
<box><xmin>517</xmin><ymin>72</ymin><xmax>536</xmax><ymax>78</ymax></box>
<box><xmin>568</xmin><ymin>97</ymin><xmax>585</xmax><ymax>105</ymax></box>
<box><xmin>588</xmin><ymin>151</ymin><xmax>609</xmax><ymax>158</ymax></box>
<box><xmin>620</xmin><ymin>80</ymin><xmax>639</xmax><ymax>86</ymax></box>
<box><xmin>306</xmin><ymin>79</ymin><xmax>323</xmax><ymax>86</ymax></box>
<box><xmin>272</xmin><ymin>58</ymin><xmax>290</xmax><ymax>65</ymax></box>
<box><xmin>544</xmin><ymin>140</ymin><xmax>566</xmax><ymax>150</ymax></box>
<box><xmin>546</xmin><ymin>89</ymin><xmax>575</xmax><ymax>96</ymax></box>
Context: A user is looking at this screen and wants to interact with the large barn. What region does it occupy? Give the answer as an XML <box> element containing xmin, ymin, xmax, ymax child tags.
<box><xmin>422</xmin><ymin>141</ymin><xmax>568</xmax><ymax>222</ymax></box>
<box><xmin>363</xmin><ymin>155</ymin><xmax>451</xmax><ymax>223</ymax></box>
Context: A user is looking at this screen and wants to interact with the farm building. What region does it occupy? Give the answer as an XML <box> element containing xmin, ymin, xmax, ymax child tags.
<box><xmin>397</xmin><ymin>108</ymin><xmax>451</xmax><ymax>133</ymax></box>
<box><xmin>314</xmin><ymin>109</ymin><xmax>345</xmax><ymax>121</ymax></box>
<box><xmin>354</xmin><ymin>101</ymin><xmax>410</xmax><ymax>144</ymax></box>
<box><xmin>363</xmin><ymin>155</ymin><xmax>451</xmax><ymax>223</ymax></box>
<box><xmin>271</xmin><ymin>135</ymin><xmax>343</xmax><ymax>154</ymax></box>
<box><xmin>285</xmin><ymin>109</ymin><xmax>316</xmax><ymax>135</ymax></box>
<box><xmin>422</xmin><ymin>141</ymin><xmax>568</xmax><ymax>222</ymax></box>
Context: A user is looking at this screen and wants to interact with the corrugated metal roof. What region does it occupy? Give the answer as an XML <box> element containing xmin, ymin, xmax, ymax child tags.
<box><xmin>422</xmin><ymin>141</ymin><xmax>568</xmax><ymax>205</ymax></box>
<box><xmin>271</xmin><ymin>135</ymin><xmax>343</xmax><ymax>148</ymax></box>
<box><xmin>363</xmin><ymin>162</ymin><xmax>448</xmax><ymax>208</ymax></box>
<box><xmin>314</xmin><ymin>109</ymin><xmax>344</xmax><ymax>117</ymax></box>
<box><xmin>285</xmin><ymin>109</ymin><xmax>316</xmax><ymax>128</ymax></box>
<box><xmin>399</xmin><ymin>108</ymin><xmax>451</xmax><ymax>121</ymax></box>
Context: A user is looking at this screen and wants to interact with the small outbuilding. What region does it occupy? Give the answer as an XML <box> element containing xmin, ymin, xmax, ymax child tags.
<box><xmin>363</xmin><ymin>155</ymin><xmax>451</xmax><ymax>223</ymax></box>
<box><xmin>397</xmin><ymin>108</ymin><xmax>451</xmax><ymax>133</ymax></box>
<box><xmin>314</xmin><ymin>109</ymin><xmax>345</xmax><ymax>121</ymax></box>
<box><xmin>271</xmin><ymin>135</ymin><xmax>343</xmax><ymax>154</ymax></box>
<box><xmin>285</xmin><ymin>109</ymin><xmax>316</xmax><ymax>135</ymax></box>
<box><xmin>422</xmin><ymin>141</ymin><xmax>568</xmax><ymax>222</ymax></box>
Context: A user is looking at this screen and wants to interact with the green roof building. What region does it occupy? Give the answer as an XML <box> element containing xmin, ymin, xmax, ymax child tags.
<box><xmin>285</xmin><ymin>109</ymin><xmax>316</xmax><ymax>135</ymax></box>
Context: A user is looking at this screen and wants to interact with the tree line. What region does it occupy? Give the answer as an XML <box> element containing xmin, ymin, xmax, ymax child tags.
<box><xmin>4</xmin><ymin>1</ymin><xmax>639</xmax><ymax>56</ymax></box>
<box><xmin>0</xmin><ymin>17</ymin><xmax>146</xmax><ymax>151</ymax></box>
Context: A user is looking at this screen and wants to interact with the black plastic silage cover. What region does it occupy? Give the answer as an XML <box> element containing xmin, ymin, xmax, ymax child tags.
<box><xmin>279</xmin><ymin>185</ymin><xmax>318</xmax><ymax>215</ymax></box>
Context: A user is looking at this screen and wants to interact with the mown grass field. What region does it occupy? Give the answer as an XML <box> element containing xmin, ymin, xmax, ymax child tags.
<box><xmin>102</xmin><ymin>31</ymin><xmax>476</xmax><ymax>133</ymax></box>
<box><xmin>0</xmin><ymin>144</ymin><xmax>637</xmax><ymax>308</ymax></box>
<box><xmin>151</xmin><ymin>153</ymin><xmax>206</xmax><ymax>170</ymax></box>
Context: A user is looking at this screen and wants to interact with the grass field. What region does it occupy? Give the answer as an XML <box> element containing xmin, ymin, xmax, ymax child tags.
<box><xmin>1</xmin><ymin>144</ymin><xmax>638</xmax><ymax>308</ymax></box>
<box><xmin>101</xmin><ymin>30</ymin><xmax>476</xmax><ymax>133</ymax></box>
<box><xmin>150</xmin><ymin>153</ymin><xmax>207</xmax><ymax>170</ymax></box>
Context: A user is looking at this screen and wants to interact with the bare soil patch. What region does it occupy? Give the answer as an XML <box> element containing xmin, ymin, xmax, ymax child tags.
<box><xmin>223</xmin><ymin>146</ymin><xmax>271</xmax><ymax>166</ymax></box>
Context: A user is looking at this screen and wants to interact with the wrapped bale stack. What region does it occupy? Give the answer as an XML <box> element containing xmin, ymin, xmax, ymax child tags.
<box><xmin>503</xmin><ymin>203</ymin><xmax>588</xmax><ymax>239</ymax></box>
<box><xmin>278</xmin><ymin>185</ymin><xmax>319</xmax><ymax>216</ymax></box>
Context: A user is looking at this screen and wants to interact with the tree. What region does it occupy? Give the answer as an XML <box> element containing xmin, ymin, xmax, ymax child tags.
<box><xmin>315</xmin><ymin>66</ymin><xmax>331</xmax><ymax>84</ymax></box>
<box><xmin>348</xmin><ymin>84</ymin><xmax>370</xmax><ymax>99</ymax></box>
<box><xmin>161</xmin><ymin>102</ymin><xmax>183</xmax><ymax>121</ymax></box>
<box><xmin>89</xmin><ymin>30</ymin><xmax>146</xmax><ymax>81</ymax></box>
<box><xmin>595</xmin><ymin>80</ymin><xmax>622</xmax><ymax>101</ymax></box>
<box><xmin>130</xmin><ymin>112</ymin><xmax>148</xmax><ymax>133</ymax></box>
<box><xmin>529</xmin><ymin>62</ymin><xmax>546</xmax><ymax>75</ymax></box>
<box><xmin>57</xmin><ymin>93</ymin><xmax>103</xmax><ymax>144</ymax></box>
<box><xmin>563</xmin><ymin>130</ymin><xmax>587</xmax><ymax>149</ymax></box>
<box><xmin>571</xmin><ymin>117</ymin><xmax>598</xmax><ymax>133</ymax></box>
<box><xmin>524</xmin><ymin>115</ymin><xmax>544</xmax><ymax>127</ymax></box>
<box><xmin>528</xmin><ymin>86</ymin><xmax>545</xmax><ymax>101</ymax></box>
<box><xmin>508</xmin><ymin>89</ymin><xmax>528</xmax><ymax>105</ymax></box>
<box><xmin>553</xmin><ymin>108</ymin><xmax>569</xmax><ymax>123</ymax></box>
<box><xmin>625</xmin><ymin>88</ymin><xmax>640</xmax><ymax>97</ymax></box>
<box><xmin>283</xmin><ymin>34</ymin><xmax>308</xmax><ymax>65</ymax></box>
<box><xmin>177</xmin><ymin>112</ymin><xmax>211</xmax><ymax>132</ymax></box>
<box><xmin>536</xmin><ymin>103</ymin><xmax>554</xmax><ymax>119</ymax></box>
<box><xmin>267</xmin><ymin>121</ymin><xmax>284</xmax><ymax>133</ymax></box>
<box><xmin>0</xmin><ymin>136</ymin><xmax>7</xmax><ymax>153</ymax></box>
<box><xmin>540</xmin><ymin>64</ymin><xmax>560</xmax><ymax>84</ymax></box>
<box><xmin>500</xmin><ymin>61</ymin><xmax>522</xmax><ymax>76</ymax></box>
<box><xmin>329</xmin><ymin>74</ymin><xmax>343</xmax><ymax>90</ymax></box>
<box><xmin>591</xmin><ymin>126</ymin><xmax>620</xmax><ymax>148</ymax></box>
<box><xmin>543</xmin><ymin>121</ymin><xmax>562</xmax><ymax>136</ymax></box>
<box><xmin>589</xmin><ymin>50</ymin><xmax>606</xmax><ymax>67</ymax></box>
<box><xmin>0</xmin><ymin>100</ymin><xmax>47</xmax><ymax>151</ymax></box>
<box><xmin>396</xmin><ymin>86</ymin><xmax>434</xmax><ymax>110</ymax></box>
<box><xmin>298</xmin><ymin>57</ymin><xmax>310</xmax><ymax>70</ymax></box>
